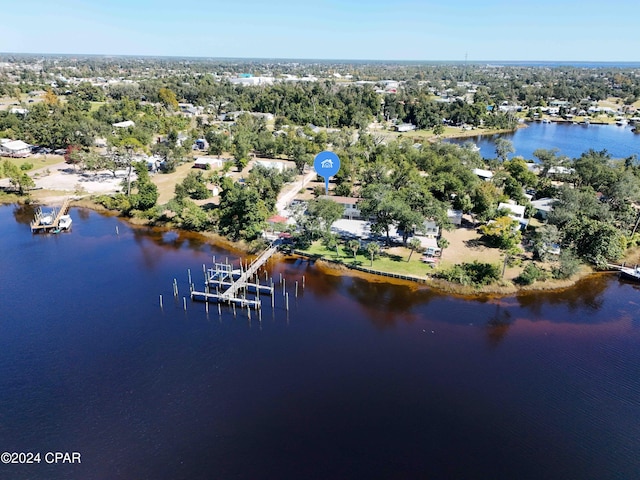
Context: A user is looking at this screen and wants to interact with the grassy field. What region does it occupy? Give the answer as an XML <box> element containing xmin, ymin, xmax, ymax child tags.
<box><xmin>302</xmin><ymin>241</ymin><xmax>433</xmax><ymax>278</ymax></box>
<box><xmin>0</xmin><ymin>155</ymin><xmax>63</xmax><ymax>175</ymax></box>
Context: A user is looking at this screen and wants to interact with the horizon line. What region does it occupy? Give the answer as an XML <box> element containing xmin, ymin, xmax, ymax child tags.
<box><xmin>1</xmin><ymin>52</ymin><xmax>639</xmax><ymax>65</ymax></box>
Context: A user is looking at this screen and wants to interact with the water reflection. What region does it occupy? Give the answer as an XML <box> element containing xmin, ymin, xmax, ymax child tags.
<box><xmin>12</xmin><ymin>203</ymin><xmax>36</xmax><ymax>225</ymax></box>
<box><xmin>516</xmin><ymin>274</ymin><xmax>609</xmax><ymax>318</ymax></box>
<box><xmin>485</xmin><ymin>304</ymin><xmax>513</xmax><ymax>347</ymax></box>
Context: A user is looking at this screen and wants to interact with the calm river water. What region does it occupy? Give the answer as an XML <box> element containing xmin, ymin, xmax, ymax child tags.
<box><xmin>1</xmin><ymin>205</ymin><xmax>639</xmax><ymax>480</ymax></box>
<box><xmin>449</xmin><ymin>121</ymin><xmax>640</xmax><ymax>160</ymax></box>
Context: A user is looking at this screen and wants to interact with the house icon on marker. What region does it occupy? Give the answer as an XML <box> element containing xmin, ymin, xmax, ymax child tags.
<box><xmin>321</xmin><ymin>159</ymin><xmax>333</xmax><ymax>169</ymax></box>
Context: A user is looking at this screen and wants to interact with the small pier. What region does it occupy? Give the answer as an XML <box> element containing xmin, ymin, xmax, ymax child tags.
<box><xmin>606</xmin><ymin>263</ymin><xmax>640</xmax><ymax>282</ymax></box>
<box><xmin>190</xmin><ymin>245</ymin><xmax>279</xmax><ymax>308</ymax></box>
<box><xmin>30</xmin><ymin>198</ymin><xmax>70</xmax><ymax>233</ymax></box>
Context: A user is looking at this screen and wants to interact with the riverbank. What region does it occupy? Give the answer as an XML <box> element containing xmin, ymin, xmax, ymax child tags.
<box><xmin>2</xmin><ymin>193</ymin><xmax>621</xmax><ymax>299</ymax></box>
<box><xmin>292</xmin><ymin>248</ymin><xmax>598</xmax><ymax>299</ymax></box>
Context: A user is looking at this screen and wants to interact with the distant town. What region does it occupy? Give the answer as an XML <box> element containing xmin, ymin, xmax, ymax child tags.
<box><xmin>2</xmin><ymin>54</ymin><xmax>640</xmax><ymax>291</ymax></box>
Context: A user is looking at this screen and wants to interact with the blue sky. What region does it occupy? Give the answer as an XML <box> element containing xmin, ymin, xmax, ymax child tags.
<box><xmin>2</xmin><ymin>0</ymin><xmax>639</xmax><ymax>61</ymax></box>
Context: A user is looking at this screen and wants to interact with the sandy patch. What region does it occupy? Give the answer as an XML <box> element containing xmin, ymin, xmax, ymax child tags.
<box><xmin>0</xmin><ymin>161</ymin><xmax>132</xmax><ymax>196</ymax></box>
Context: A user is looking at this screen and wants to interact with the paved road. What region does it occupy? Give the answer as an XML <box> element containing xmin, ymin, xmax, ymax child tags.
<box><xmin>275</xmin><ymin>167</ymin><xmax>316</xmax><ymax>217</ymax></box>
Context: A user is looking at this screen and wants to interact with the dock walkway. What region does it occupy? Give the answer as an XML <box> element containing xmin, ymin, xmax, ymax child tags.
<box><xmin>191</xmin><ymin>244</ymin><xmax>279</xmax><ymax>308</ymax></box>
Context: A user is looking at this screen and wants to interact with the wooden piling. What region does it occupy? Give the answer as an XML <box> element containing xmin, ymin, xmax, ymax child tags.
<box><xmin>285</xmin><ymin>292</ymin><xmax>289</xmax><ymax>311</ymax></box>
<box><xmin>302</xmin><ymin>275</ymin><xmax>305</xmax><ymax>289</ymax></box>
<box><xmin>183</xmin><ymin>297</ymin><xmax>187</xmax><ymax>311</ymax></box>
<box><xmin>159</xmin><ymin>295</ymin><xmax>163</xmax><ymax>308</ymax></box>
<box><xmin>295</xmin><ymin>281</ymin><xmax>298</xmax><ymax>297</ymax></box>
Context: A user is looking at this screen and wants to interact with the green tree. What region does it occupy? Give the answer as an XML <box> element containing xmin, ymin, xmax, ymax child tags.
<box><xmin>407</xmin><ymin>237</ymin><xmax>422</xmax><ymax>262</ymax></box>
<box><xmin>366</xmin><ymin>242</ymin><xmax>380</xmax><ymax>266</ymax></box>
<box><xmin>175</xmin><ymin>171</ymin><xmax>210</xmax><ymax>200</ymax></box>
<box><xmin>438</xmin><ymin>237</ymin><xmax>449</xmax><ymax>258</ymax></box>
<box><xmin>304</xmin><ymin>198</ymin><xmax>344</xmax><ymax>238</ymax></box>
<box><xmin>480</xmin><ymin>216</ymin><xmax>522</xmax><ymax>250</ymax></box>
<box><xmin>2</xmin><ymin>160</ymin><xmax>34</xmax><ymax>195</ymax></box>
<box><xmin>494</xmin><ymin>138</ymin><xmax>514</xmax><ymax>163</ymax></box>
<box><xmin>158</xmin><ymin>87</ymin><xmax>179</xmax><ymax>110</ymax></box>
<box><xmin>131</xmin><ymin>162</ymin><xmax>158</xmax><ymax>211</ymax></box>
<box><xmin>348</xmin><ymin>239</ymin><xmax>360</xmax><ymax>259</ymax></box>
<box><xmin>218</xmin><ymin>184</ymin><xmax>267</xmax><ymax>241</ymax></box>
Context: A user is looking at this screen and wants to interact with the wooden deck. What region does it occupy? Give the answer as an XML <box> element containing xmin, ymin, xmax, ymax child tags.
<box><xmin>30</xmin><ymin>198</ymin><xmax>71</xmax><ymax>233</ymax></box>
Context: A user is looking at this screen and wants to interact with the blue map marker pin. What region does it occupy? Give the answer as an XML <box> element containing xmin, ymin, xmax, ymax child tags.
<box><xmin>313</xmin><ymin>151</ymin><xmax>341</xmax><ymax>195</ymax></box>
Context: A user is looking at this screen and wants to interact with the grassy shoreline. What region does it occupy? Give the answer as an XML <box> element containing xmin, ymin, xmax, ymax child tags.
<box><xmin>291</xmin><ymin>241</ymin><xmax>599</xmax><ymax>298</ymax></box>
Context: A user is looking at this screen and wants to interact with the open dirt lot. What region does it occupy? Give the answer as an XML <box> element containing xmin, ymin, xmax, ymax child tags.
<box><xmin>0</xmin><ymin>161</ymin><xmax>131</xmax><ymax>201</ymax></box>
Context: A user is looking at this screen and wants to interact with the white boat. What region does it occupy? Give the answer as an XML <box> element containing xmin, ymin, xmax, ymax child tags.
<box><xmin>40</xmin><ymin>213</ymin><xmax>53</xmax><ymax>225</ymax></box>
<box><xmin>619</xmin><ymin>266</ymin><xmax>640</xmax><ymax>282</ymax></box>
<box><xmin>542</xmin><ymin>118</ymin><xmax>551</xmax><ymax>124</ymax></box>
<box><xmin>616</xmin><ymin>119</ymin><xmax>628</xmax><ymax>126</ymax></box>
<box><xmin>58</xmin><ymin>214</ymin><xmax>72</xmax><ymax>230</ymax></box>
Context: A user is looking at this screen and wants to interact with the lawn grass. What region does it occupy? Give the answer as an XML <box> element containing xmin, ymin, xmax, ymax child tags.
<box><xmin>1</xmin><ymin>155</ymin><xmax>62</xmax><ymax>175</ymax></box>
<box><xmin>302</xmin><ymin>241</ymin><xmax>433</xmax><ymax>278</ymax></box>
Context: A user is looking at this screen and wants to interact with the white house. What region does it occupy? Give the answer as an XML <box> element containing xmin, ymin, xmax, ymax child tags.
<box><xmin>498</xmin><ymin>201</ymin><xmax>528</xmax><ymax>228</ymax></box>
<box><xmin>0</xmin><ymin>139</ymin><xmax>31</xmax><ymax>157</ymax></box>
<box><xmin>419</xmin><ymin>220</ymin><xmax>440</xmax><ymax>238</ymax></box>
<box><xmin>193</xmin><ymin>157</ymin><xmax>226</xmax><ymax>169</ymax></box>
<box><xmin>396</xmin><ymin>123</ymin><xmax>416</xmax><ymax>132</ymax></box>
<box><xmin>112</xmin><ymin>120</ymin><xmax>135</xmax><ymax>128</ymax></box>
<box><xmin>473</xmin><ymin>168</ymin><xmax>494</xmax><ymax>181</ymax></box>
<box><xmin>530</xmin><ymin>198</ymin><xmax>558</xmax><ymax>219</ymax></box>
<box><xmin>254</xmin><ymin>159</ymin><xmax>293</xmax><ymax>173</ymax></box>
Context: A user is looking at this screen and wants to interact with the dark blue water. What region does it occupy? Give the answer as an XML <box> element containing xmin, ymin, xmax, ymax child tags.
<box><xmin>450</xmin><ymin>122</ymin><xmax>640</xmax><ymax>161</ymax></box>
<box><xmin>1</xmin><ymin>205</ymin><xmax>639</xmax><ymax>480</ymax></box>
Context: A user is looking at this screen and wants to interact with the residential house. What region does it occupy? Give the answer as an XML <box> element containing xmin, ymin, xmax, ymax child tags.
<box><xmin>530</xmin><ymin>198</ymin><xmax>558</xmax><ymax>220</ymax></box>
<box><xmin>0</xmin><ymin>139</ymin><xmax>31</xmax><ymax>158</ymax></box>
<box><xmin>498</xmin><ymin>201</ymin><xmax>528</xmax><ymax>228</ymax></box>
<box><xmin>193</xmin><ymin>157</ymin><xmax>226</xmax><ymax>169</ymax></box>
<box><xmin>395</xmin><ymin>123</ymin><xmax>416</xmax><ymax>132</ymax></box>
<box><xmin>321</xmin><ymin>195</ymin><xmax>362</xmax><ymax>220</ymax></box>
<box><xmin>254</xmin><ymin>159</ymin><xmax>293</xmax><ymax>173</ymax></box>
<box><xmin>112</xmin><ymin>120</ymin><xmax>135</xmax><ymax>128</ymax></box>
<box><xmin>472</xmin><ymin>168</ymin><xmax>494</xmax><ymax>181</ymax></box>
<box><xmin>420</xmin><ymin>220</ymin><xmax>440</xmax><ymax>238</ymax></box>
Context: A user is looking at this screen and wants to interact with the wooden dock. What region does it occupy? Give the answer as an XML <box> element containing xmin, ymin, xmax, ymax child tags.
<box><xmin>190</xmin><ymin>245</ymin><xmax>279</xmax><ymax>308</ymax></box>
<box><xmin>30</xmin><ymin>198</ymin><xmax>70</xmax><ymax>233</ymax></box>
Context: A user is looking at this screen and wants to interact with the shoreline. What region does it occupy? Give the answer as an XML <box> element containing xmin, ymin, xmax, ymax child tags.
<box><xmin>298</xmin><ymin>253</ymin><xmax>600</xmax><ymax>300</ymax></box>
<box><xmin>3</xmin><ymin>181</ymin><xmax>635</xmax><ymax>300</ymax></box>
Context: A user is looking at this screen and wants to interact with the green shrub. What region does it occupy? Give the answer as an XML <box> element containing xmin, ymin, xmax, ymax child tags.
<box><xmin>437</xmin><ymin>261</ymin><xmax>501</xmax><ymax>287</ymax></box>
<box><xmin>94</xmin><ymin>194</ymin><xmax>131</xmax><ymax>212</ymax></box>
<box><xmin>515</xmin><ymin>263</ymin><xmax>547</xmax><ymax>285</ymax></box>
<box><xmin>552</xmin><ymin>250</ymin><xmax>581</xmax><ymax>279</ymax></box>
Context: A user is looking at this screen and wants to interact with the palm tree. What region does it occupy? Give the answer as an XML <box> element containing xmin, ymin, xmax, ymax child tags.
<box><xmin>348</xmin><ymin>239</ymin><xmax>360</xmax><ymax>259</ymax></box>
<box><xmin>407</xmin><ymin>237</ymin><xmax>422</xmax><ymax>262</ymax></box>
<box><xmin>366</xmin><ymin>242</ymin><xmax>380</xmax><ymax>267</ymax></box>
<box><xmin>438</xmin><ymin>237</ymin><xmax>449</xmax><ymax>258</ymax></box>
